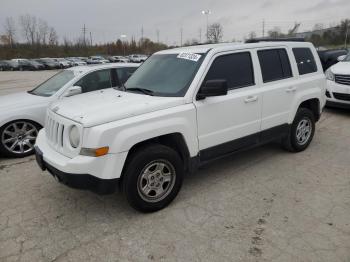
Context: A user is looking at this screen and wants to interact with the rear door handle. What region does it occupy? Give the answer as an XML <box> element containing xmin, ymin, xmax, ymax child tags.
<box><xmin>244</xmin><ymin>95</ymin><xmax>258</xmax><ymax>103</ymax></box>
<box><xmin>286</xmin><ymin>87</ymin><xmax>297</xmax><ymax>93</ymax></box>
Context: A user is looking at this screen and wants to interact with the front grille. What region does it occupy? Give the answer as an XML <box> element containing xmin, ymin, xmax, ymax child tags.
<box><xmin>46</xmin><ymin>114</ymin><xmax>65</xmax><ymax>148</ymax></box>
<box><xmin>335</xmin><ymin>74</ymin><xmax>350</xmax><ymax>86</ymax></box>
<box><xmin>333</xmin><ymin>92</ymin><xmax>350</xmax><ymax>101</ymax></box>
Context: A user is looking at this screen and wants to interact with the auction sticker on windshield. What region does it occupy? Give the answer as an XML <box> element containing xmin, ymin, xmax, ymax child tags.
<box><xmin>177</xmin><ymin>53</ymin><xmax>202</xmax><ymax>62</ymax></box>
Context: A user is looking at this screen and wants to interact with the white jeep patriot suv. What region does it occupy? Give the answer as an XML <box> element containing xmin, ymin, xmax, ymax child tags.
<box><xmin>35</xmin><ymin>41</ymin><xmax>326</xmax><ymax>212</ymax></box>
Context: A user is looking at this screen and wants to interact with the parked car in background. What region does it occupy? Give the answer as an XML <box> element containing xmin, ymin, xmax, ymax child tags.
<box><xmin>66</xmin><ymin>57</ymin><xmax>87</xmax><ymax>66</ymax></box>
<box><xmin>325</xmin><ymin>53</ymin><xmax>350</xmax><ymax>108</ymax></box>
<box><xmin>1</xmin><ymin>60</ymin><xmax>20</xmax><ymax>71</ymax></box>
<box><xmin>36</xmin><ymin>58</ymin><xmax>61</xmax><ymax>70</ymax></box>
<box><xmin>129</xmin><ymin>54</ymin><xmax>148</xmax><ymax>63</ymax></box>
<box><xmin>318</xmin><ymin>49</ymin><xmax>348</xmax><ymax>71</ymax></box>
<box><xmin>34</xmin><ymin>41</ymin><xmax>326</xmax><ymax>212</ymax></box>
<box><xmin>0</xmin><ymin>63</ymin><xmax>139</xmax><ymax>158</ymax></box>
<box><xmin>11</xmin><ymin>59</ymin><xmax>45</xmax><ymax>71</ymax></box>
<box><xmin>103</xmin><ymin>56</ymin><xmax>117</xmax><ymax>62</ymax></box>
<box><xmin>0</xmin><ymin>61</ymin><xmax>12</xmax><ymax>71</ymax></box>
<box><xmin>54</xmin><ymin>58</ymin><xmax>72</xmax><ymax>68</ymax></box>
<box><xmin>86</xmin><ymin>56</ymin><xmax>110</xmax><ymax>64</ymax></box>
<box><xmin>113</xmin><ymin>56</ymin><xmax>130</xmax><ymax>63</ymax></box>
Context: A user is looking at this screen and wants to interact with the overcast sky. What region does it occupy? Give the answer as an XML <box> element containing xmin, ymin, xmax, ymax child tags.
<box><xmin>1</xmin><ymin>0</ymin><xmax>349</xmax><ymax>45</ymax></box>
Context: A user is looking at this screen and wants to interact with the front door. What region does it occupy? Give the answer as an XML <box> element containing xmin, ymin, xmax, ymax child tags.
<box><xmin>194</xmin><ymin>50</ymin><xmax>262</xmax><ymax>161</ymax></box>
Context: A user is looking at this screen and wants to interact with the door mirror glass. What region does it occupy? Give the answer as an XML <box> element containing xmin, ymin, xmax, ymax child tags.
<box><xmin>64</xmin><ymin>86</ymin><xmax>82</xmax><ymax>97</ymax></box>
<box><xmin>337</xmin><ymin>55</ymin><xmax>347</xmax><ymax>62</ymax></box>
<box><xmin>197</xmin><ymin>79</ymin><xmax>228</xmax><ymax>100</ymax></box>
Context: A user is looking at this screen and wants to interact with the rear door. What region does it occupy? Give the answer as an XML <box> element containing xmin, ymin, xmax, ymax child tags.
<box><xmin>257</xmin><ymin>47</ymin><xmax>296</xmax><ymax>132</ymax></box>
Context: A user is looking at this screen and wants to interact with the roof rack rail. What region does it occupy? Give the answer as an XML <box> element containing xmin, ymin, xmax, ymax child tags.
<box><xmin>245</xmin><ymin>38</ymin><xmax>305</xmax><ymax>43</ymax></box>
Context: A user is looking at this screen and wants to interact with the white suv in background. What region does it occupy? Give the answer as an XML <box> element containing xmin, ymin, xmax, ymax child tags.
<box><xmin>0</xmin><ymin>63</ymin><xmax>138</xmax><ymax>158</ymax></box>
<box><xmin>35</xmin><ymin>41</ymin><xmax>326</xmax><ymax>212</ymax></box>
<box><xmin>325</xmin><ymin>53</ymin><xmax>350</xmax><ymax>108</ymax></box>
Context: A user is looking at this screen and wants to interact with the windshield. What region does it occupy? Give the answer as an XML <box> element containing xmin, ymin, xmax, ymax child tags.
<box><xmin>124</xmin><ymin>53</ymin><xmax>205</xmax><ymax>97</ymax></box>
<box><xmin>30</xmin><ymin>70</ymin><xmax>75</xmax><ymax>97</ymax></box>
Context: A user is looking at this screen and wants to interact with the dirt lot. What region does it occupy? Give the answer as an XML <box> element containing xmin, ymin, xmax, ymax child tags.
<box><xmin>0</xmin><ymin>71</ymin><xmax>349</xmax><ymax>262</ymax></box>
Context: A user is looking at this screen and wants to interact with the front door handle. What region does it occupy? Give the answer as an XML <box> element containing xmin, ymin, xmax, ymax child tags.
<box><xmin>244</xmin><ymin>95</ymin><xmax>258</xmax><ymax>103</ymax></box>
<box><xmin>286</xmin><ymin>87</ymin><xmax>297</xmax><ymax>93</ymax></box>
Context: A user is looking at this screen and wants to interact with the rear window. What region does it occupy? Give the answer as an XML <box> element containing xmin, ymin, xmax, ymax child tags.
<box><xmin>293</xmin><ymin>48</ymin><xmax>318</xmax><ymax>75</ymax></box>
<box><xmin>258</xmin><ymin>49</ymin><xmax>293</xmax><ymax>83</ymax></box>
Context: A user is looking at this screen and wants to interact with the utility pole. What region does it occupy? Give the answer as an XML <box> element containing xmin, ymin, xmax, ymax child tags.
<box><xmin>82</xmin><ymin>24</ymin><xmax>87</xmax><ymax>45</ymax></box>
<box><xmin>201</xmin><ymin>10</ymin><xmax>211</xmax><ymax>42</ymax></box>
<box><xmin>156</xmin><ymin>29</ymin><xmax>160</xmax><ymax>43</ymax></box>
<box><xmin>180</xmin><ymin>27</ymin><xmax>183</xmax><ymax>47</ymax></box>
<box><xmin>345</xmin><ymin>21</ymin><xmax>349</xmax><ymax>49</ymax></box>
<box><xmin>199</xmin><ymin>28</ymin><xmax>202</xmax><ymax>43</ymax></box>
<box><xmin>262</xmin><ymin>19</ymin><xmax>265</xmax><ymax>38</ymax></box>
<box><xmin>89</xmin><ymin>32</ymin><xmax>92</xmax><ymax>46</ymax></box>
<box><xmin>141</xmin><ymin>26</ymin><xmax>144</xmax><ymax>40</ymax></box>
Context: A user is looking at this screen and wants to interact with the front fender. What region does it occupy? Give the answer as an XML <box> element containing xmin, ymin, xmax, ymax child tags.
<box><xmin>82</xmin><ymin>104</ymin><xmax>199</xmax><ymax>157</ymax></box>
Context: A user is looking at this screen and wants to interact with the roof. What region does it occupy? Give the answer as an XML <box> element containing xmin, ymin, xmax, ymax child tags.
<box><xmin>157</xmin><ymin>41</ymin><xmax>314</xmax><ymax>55</ymax></box>
<box><xmin>66</xmin><ymin>63</ymin><xmax>139</xmax><ymax>75</ymax></box>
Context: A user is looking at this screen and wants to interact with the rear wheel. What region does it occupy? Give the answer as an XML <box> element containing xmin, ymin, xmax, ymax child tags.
<box><xmin>0</xmin><ymin>120</ymin><xmax>40</xmax><ymax>157</ymax></box>
<box><xmin>282</xmin><ymin>108</ymin><xmax>315</xmax><ymax>152</ymax></box>
<box><xmin>122</xmin><ymin>144</ymin><xmax>184</xmax><ymax>212</ymax></box>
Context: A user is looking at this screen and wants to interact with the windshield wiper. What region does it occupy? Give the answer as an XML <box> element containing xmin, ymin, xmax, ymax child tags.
<box><xmin>126</xmin><ymin>87</ymin><xmax>154</xmax><ymax>96</ymax></box>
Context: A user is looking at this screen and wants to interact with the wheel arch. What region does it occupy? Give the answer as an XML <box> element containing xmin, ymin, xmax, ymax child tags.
<box><xmin>123</xmin><ymin>132</ymin><xmax>191</xmax><ymax>172</ymax></box>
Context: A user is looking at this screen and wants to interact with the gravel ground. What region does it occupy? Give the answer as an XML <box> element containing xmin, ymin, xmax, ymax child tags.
<box><xmin>0</xmin><ymin>71</ymin><xmax>349</xmax><ymax>262</ymax></box>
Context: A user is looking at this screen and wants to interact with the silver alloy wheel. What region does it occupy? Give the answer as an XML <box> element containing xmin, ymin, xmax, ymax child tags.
<box><xmin>137</xmin><ymin>160</ymin><xmax>176</xmax><ymax>203</ymax></box>
<box><xmin>296</xmin><ymin>118</ymin><xmax>312</xmax><ymax>145</ymax></box>
<box><xmin>1</xmin><ymin>121</ymin><xmax>38</xmax><ymax>155</ymax></box>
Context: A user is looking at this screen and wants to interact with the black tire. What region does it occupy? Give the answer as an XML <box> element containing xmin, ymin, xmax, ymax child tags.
<box><xmin>282</xmin><ymin>108</ymin><xmax>315</xmax><ymax>152</ymax></box>
<box><xmin>122</xmin><ymin>144</ymin><xmax>184</xmax><ymax>213</ymax></box>
<box><xmin>0</xmin><ymin>120</ymin><xmax>41</xmax><ymax>158</ymax></box>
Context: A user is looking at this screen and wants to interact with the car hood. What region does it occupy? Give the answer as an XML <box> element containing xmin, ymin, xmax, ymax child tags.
<box><xmin>50</xmin><ymin>89</ymin><xmax>186</xmax><ymax>127</ymax></box>
<box><xmin>0</xmin><ymin>92</ymin><xmax>48</xmax><ymax>111</ymax></box>
<box><xmin>330</xmin><ymin>62</ymin><xmax>350</xmax><ymax>75</ymax></box>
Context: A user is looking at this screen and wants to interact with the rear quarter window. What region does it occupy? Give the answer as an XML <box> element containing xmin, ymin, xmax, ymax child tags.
<box><xmin>293</xmin><ymin>48</ymin><xmax>318</xmax><ymax>75</ymax></box>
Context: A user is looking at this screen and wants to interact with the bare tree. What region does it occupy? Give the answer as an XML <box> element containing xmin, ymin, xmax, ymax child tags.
<box><xmin>3</xmin><ymin>17</ymin><xmax>16</xmax><ymax>46</ymax></box>
<box><xmin>37</xmin><ymin>19</ymin><xmax>49</xmax><ymax>45</ymax></box>
<box><xmin>248</xmin><ymin>31</ymin><xmax>257</xmax><ymax>39</ymax></box>
<box><xmin>48</xmin><ymin>27</ymin><xmax>58</xmax><ymax>45</ymax></box>
<box><xmin>313</xmin><ymin>23</ymin><xmax>324</xmax><ymax>31</ymax></box>
<box><xmin>207</xmin><ymin>23</ymin><xmax>223</xmax><ymax>43</ymax></box>
<box><xmin>268</xmin><ymin>26</ymin><xmax>283</xmax><ymax>38</ymax></box>
<box><xmin>19</xmin><ymin>14</ymin><xmax>37</xmax><ymax>45</ymax></box>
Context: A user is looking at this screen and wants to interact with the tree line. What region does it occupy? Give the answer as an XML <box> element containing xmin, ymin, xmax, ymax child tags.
<box><xmin>247</xmin><ymin>19</ymin><xmax>350</xmax><ymax>48</ymax></box>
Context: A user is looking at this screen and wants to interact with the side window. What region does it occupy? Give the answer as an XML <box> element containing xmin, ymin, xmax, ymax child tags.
<box><xmin>204</xmin><ymin>52</ymin><xmax>254</xmax><ymax>90</ymax></box>
<box><xmin>75</xmin><ymin>69</ymin><xmax>112</xmax><ymax>93</ymax></box>
<box><xmin>293</xmin><ymin>48</ymin><xmax>317</xmax><ymax>75</ymax></box>
<box><xmin>258</xmin><ymin>49</ymin><xmax>292</xmax><ymax>83</ymax></box>
<box><xmin>116</xmin><ymin>67</ymin><xmax>137</xmax><ymax>84</ymax></box>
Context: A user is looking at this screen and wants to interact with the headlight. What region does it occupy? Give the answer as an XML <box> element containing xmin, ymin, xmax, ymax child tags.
<box><xmin>69</xmin><ymin>125</ymin><xmax>80</xmax><ymax>148</ymax></box>
<box><xmin>325</xmin><ymin>69</ymin><xmax>335</xmax><ymax>81</ymax></box>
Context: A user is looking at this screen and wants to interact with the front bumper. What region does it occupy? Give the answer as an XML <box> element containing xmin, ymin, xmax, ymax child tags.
<box><xmin>34</xmin><ymin>130</ymin><xmax>128</xmax><ymax>194</ymax></box>
<box><xmin>35</xmin><ymin>146</ymin><xmax>119</xmax><ymax>194</ymax></box>
<box><xmin>326</xmin><ymin>80</ymin><xmax>350</xmax><ymax>108</ymax></box>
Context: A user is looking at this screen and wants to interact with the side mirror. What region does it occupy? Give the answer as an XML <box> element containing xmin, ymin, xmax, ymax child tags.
<box><xmin>64</xmin><ymin>86</ymin><xmax>82</xmax><ymax>97</ymax></box>
<box><xmin>337</xmin><ymin>55</ymin><xmax>347</xmax><ymax>62</ymax></box>
<box><xmin>196</xmin><ymin>80</ymin><xmax>228</xmax><ymax>100</ymax></box>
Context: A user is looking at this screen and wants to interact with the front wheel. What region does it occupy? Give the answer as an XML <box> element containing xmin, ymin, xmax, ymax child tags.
<box><xmin>122</xmin><ymin>144</ymin><xmax>184</xmax><ymax>212</ymax></box>
<box><xmin>0</xmin><ymin>120</ymin><xmax>40</xmax><ymax>157</ymax></box>
<box><xmin>282</xmin><ymin>108</ymin><xmax>315</xmax><ymax>152</ymax></box>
